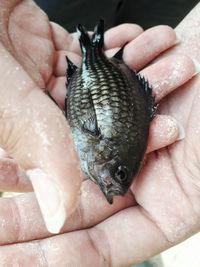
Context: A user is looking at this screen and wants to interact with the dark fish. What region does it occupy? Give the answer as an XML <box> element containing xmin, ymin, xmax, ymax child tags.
<box><xmin>65</xmin><ymin>20</ymin><xmax>156</xmax><ymax>204</ymax></box>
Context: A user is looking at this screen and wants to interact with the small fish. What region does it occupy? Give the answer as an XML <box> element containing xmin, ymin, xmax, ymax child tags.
<box><xmin>65</xmin><ymin>20</ymin><xmax>156</xmax><ymax>204</ymax></box>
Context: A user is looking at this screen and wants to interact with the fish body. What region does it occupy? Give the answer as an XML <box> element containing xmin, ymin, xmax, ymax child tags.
<box><xmin>66</xmin><ymin>20</ymin><xmax>156</xmax><ymax>204</ymax></box>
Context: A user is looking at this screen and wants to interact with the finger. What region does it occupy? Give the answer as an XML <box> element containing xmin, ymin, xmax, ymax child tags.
<box><xmin>52</xmin><ymin>24</ymin><xmax>176</xmax><ymax>77</ymax></box>
<box><xmin>1</xmin><ymin>1</ymin><xmax>54</xmax><ymax>89</ymax></box>
<box><xmin>0</xmin><ymin>181</ymin><xmax>135</xmax><ymax>245</ymax></box>
<box><xmin>0</xmin><ymin>113</ymin><xmax>183</xmax><ymax>193</ymax></box>
<box><xmin>0</xmin><ymin>150</ymin><xmax>32</xmax><ymax>192</ymax></box>
<box><xmin>147</xmin><ymin>115</ymin><xmax>184</xmax><ymax>154</ymax></box>
<box><xmin>0</xmin><ymin>43</ymin><xmax>81</xmax><ymax>234</ymax></box>
<box><xmin>21</xmin><ymin>159</ymin><xmax>197</xmax><ymax>267</ymax></box>
<box><xmin>1</xmin><ymin>151</ymin><xmax>198</xmax><ymax>266</ymax></box>
<box><xmin>159</xmin><ymin>3</ymin><xmax>200</xmax><ymax>62</ymax></box>
<box><xmin>47</xmin><ymin>76</ymin><xmax>66</xmax><ymax>108</ymax></box>
<box><xmin>50</xmin><ymin>22</ymin><xmax>80</xmax><ymax>52</ymax></box>
<box><xmin>141</xmin><ymin>55</ymin><xmax>198</xmax><ymax>102</ymax></box>
<box><xmin>105</xmin><ymin>47</ymin><xmax>121</xmax><ymax>58</ymax></box>
<box><xmin>51</xmin><ymin>22</ymin><xmax>143</xmax><ymax>55</ymax></box>
<box><xmin>50</xmin><ymin>23</ymin><xmax>92</xmax><ymax>55</ymax></box>
<box><xmin>49</xmin><ymin>54</ymin><xmax>197</xmax><ymax>110</ymax></box>
<box><xmin>53</xmin><ymin>24</ymin><xmax>143</xmax><ymax>77</ymax></box>
<box><xmin>0</xmin><ymin>207</ymin><xmax>169</xmax><ymax>267</ymax></box>
<box><xmin>53</xmin><ymin>26</ymin><xmax>176</xmax><ymax>81</ymax></box>
<box><xmin>24</xmin><ymin>95</ymin><xmax>81</xmax><ymax>234</ymax></box>
<box><xmin>104</xmin><ymin>23</ymin><xmax>143</xmax><ymax>49</ymax></box>
<box><xmin>124</xmin><ymin>25</ymin><xmax>177</xmax><ymax>70</ymax></box>
<box><xmin>53</xmin><ymin>50</ymin><xmax>81</xmax><ymax>77</ymax></box>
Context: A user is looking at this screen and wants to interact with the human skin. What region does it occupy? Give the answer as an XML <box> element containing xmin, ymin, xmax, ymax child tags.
<box><xmin>0</xmin><ymin>1</ymin><xmax>200</xmax><ymax>267</ymax></box>
<box><xmin>0</xmin><ymin>0</ymin><xmax>192</xmax><ymax>235</ymax></box>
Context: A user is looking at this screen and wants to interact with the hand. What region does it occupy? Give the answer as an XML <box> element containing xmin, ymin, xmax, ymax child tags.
<box><xmin>0</xmin><ymin>2</ymin><xmax>199</xmax><ymax>266</ymax></box>
<box><xmin>0</xmin><ymin>0</ymin><xmax>187</xmax><ymax>234</ymax></box>
<box><xmin>0</xmin><ymin>0</ymin><xmax>143</xmax><ymax>234</ymax></box>
<box><xmin>0</xmin><ymin>0</ymin><xmax>180</xmax><ymax>235</ymax></box>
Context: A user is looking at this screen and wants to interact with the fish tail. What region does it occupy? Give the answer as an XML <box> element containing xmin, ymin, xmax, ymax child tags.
<box><xmin>77</xmin><ymin>23</ymin><xmax>92</xmax><ymax>53</ymax></box>
<box><xmin>76</xmin><ymin>20</ymin><xmax>104</xmax><ymax>55</ymax></box>
<box><xmin>91</xmin><ymin>19</ymin><xmax>104</xmax><ymax>49</ymax></box>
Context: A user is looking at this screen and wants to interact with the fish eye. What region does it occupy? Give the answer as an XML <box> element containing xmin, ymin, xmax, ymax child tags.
<box><xmin>114</xmin><ymin>166</ymin><xmax>128</xmax><ymax>183</ymax></box>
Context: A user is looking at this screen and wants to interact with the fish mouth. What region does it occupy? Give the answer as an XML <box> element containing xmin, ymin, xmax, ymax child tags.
<box><xmin>102</xmin><ymin>186</ymin><xmax>126</xmax><ymax>204</ymax></box>
<box><xmin>103</xmin><ymin>190</ymin><xmax>115</xmax><ymax>204</ymax></box>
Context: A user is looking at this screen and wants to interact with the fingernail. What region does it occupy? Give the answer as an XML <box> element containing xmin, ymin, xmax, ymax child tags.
<box><xmin>27</xmin><ymin>168</ymin><xmax>66</xmax><ymax>234</ymax></box>
<box><xmin>174</xmin><ymin>119</ymin><xmax>185</xmax><ymax>140</ymax></box>
<box><xmin>192</xmin><ymin>59</ymin><xmax>200</xmax><ymax>76</ymax></box>
<box><xmin>164</xmin><ymin>116</ymin><xmax>185</xmax><ymax>141</ymax></box>
<box><xmin>167</xmin><ymin>117</ymin><xmax>185</xmax><ymax>141</ymax></box>
<box><xmin>0</xmin><ymin>147</ymin><xmax>8</xmax><ymax>158</ymax></box>
<box><xmin>174</xmin><ymin>32</ymin><xmax>181</xmax><ymax>45</ymax></box>
<box><xmin>105</xmin><ymin>47</ymin><xmax>120</xmax><ymax>58</ymax></box>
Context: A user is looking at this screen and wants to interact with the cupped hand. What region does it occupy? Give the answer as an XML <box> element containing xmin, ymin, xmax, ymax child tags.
<box><xmin>0</xmin><ymin>0</ymin><xmax>144</xmax><ymax>234</ymax></box>
<box><xmin>0</xmin><ymin>3</ymin><xmax>200</xmax><ymax>267</ymax></box>
<box><xmin>0</xmin><ymin>5</ymin><xmax>199</xmax><ymax>267</ymax></box>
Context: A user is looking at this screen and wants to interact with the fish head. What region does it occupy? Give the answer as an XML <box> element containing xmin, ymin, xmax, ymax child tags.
<box><xmin>87</xmin><ymin>139</ymin><xmax>142</xmax><ymax>204</ymax></box>
<box><xmin>96</xmin><ymin>164</ymin><xmax>133</xmax><ymax>204</ymax></box>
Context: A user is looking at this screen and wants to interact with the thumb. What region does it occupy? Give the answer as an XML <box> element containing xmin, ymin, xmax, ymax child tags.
<box><xmin>0</xmin><ymin>43</ymin><xmax>81</xmax><ymax>234</ymax></box>
<box><xmin>24</xmin><ymin>90</ymin><xmax>81</xmax><ymax>234</ymax></box>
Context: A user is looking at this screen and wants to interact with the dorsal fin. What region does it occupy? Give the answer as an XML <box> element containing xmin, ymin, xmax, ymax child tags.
<box><xmin>135</xmin><ymin>72</ymin><xmax>157</xmax><ymax>120</ymax></box>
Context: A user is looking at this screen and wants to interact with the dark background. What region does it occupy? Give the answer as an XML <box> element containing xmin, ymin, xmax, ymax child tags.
<box><xmin>35</xmin><ymin>0</ymin><xmax>199</xmax><ymax>31</ymax></box>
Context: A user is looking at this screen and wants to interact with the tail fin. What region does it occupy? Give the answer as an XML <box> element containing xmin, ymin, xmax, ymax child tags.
<box><xmin>76</xmin><ymin>24</ymin><xmax>91</xmax><ymax>53</ymax></box>
<box><xmin>76</xmin><ymin>20</ymin><xmax>104</xmax><ymax>54</ymax></box>
<box><xmin>91</xmin><ymin>19</ymin><xmax>104</xmax><ymax>48</ymax></box>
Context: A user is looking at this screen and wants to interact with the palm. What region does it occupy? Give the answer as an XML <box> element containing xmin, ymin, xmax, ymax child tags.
<box><xmin>0</xmin><ymin>0</ymin><xmax>80</xmax><ymax>180</ymax></box>
<box><xmin>133</xmin><ymin>12</ymin><xmax>200</xmax><ymax>253</ymax></box>
<box><xmin>0</xmin><ymin>1</ymin><xmax>51</xmax><ymax>87</ymax></box>
<box><xmin>128</xmin><ymin>19</ymin><xmax>200</xmax><ymax>263</ymax></box>
<box><xmin>0</xmin><ymin>0</ymin><xmax>82</xmax><ymax>100</ymax></box>
<box><xmin>0</xmin><ymin>1</ymin><xmax>200</xmax><ymax>266</ymax></box>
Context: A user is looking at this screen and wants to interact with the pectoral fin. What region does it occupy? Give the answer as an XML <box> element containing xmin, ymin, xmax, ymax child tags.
<box><xmin>66</xmin><ymin>57</ymin><xmax>77</xmax><ymax>83</ymax></box>
<box><xmin>81</xmin><ymin>91</ymin><xmax>101</xmax><ymax>137</ymax></box>
<box><xmin>113</xmin><ymin>45</ymin><xmax>126</xmax><ymax>61</ymax></box>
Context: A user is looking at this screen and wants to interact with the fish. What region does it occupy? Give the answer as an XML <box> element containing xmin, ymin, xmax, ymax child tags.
<box><xmin>65</xmin><ymin>19</ymin><xmax>156</xmax><ymax>204</ymax></box>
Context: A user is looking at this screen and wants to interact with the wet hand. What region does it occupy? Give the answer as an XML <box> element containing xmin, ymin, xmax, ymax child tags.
<box><xmin>0</xmin><ymin>5</ymin><xmax>199</xmax><ymax>265</ymax></box>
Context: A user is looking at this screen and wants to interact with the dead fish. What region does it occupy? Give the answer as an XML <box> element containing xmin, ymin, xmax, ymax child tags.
<box><xmin>65</xmin><ymin>20</ymin><xmax>156</xmax><ymax>204</ymax></box>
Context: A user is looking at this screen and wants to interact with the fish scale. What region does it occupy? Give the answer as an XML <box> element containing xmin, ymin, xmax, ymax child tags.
<box><xmin>66</xmin><ymin>20</ymin><xmax>156</xmax><ymax>204</ymax></box>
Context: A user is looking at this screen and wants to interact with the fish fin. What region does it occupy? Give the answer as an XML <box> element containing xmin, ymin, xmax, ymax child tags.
<box><xmin>91</xmin><ymin>19</ymin><xmax>104</xmax><ymax>48</ymax></box>
<box><xmin>135</xmin><ymin>72</ymin><xmax>157</xmax><ymax>120</ymax></box>
<box><xmin>82</xmin><ymin>117</ymin><xmax>101</xmax><ymax>137</ymax></box>
<box><xmin>113</xmin><ymin>44</ymin><xmax>126</xmax><ymax>61</ymax></box>
<box><xmin>64</xmin><ymin>96</ymin><xmax>68</xmax><ymax>119</ymax></box>
<box><xmin>65</xmin><ymin>57</ymin><xmax>77</xmax><ymax>120</ymax></box>
<box><xmin>80</xmin><ymin>91</ymin><xmax>101</xmax><ymax>137</ymax></box>
<box><xmin>47</xmin><ymin>92</ymin><xmax>59</xmax><ymax>106</ymax></box>
<box><xmin>77</xmin><ymin>23</ymin><xmax>92</xmax><ymax>52</ymax></box>
<box><xmin>47</xmin><ymin>91</ymin><xmax>67</xmax><ymax>119</ymax></box>
<box><xmin>66</xmin><ymin>57</ymin><xmax>77</xmax><ymax>83</ymax></box>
